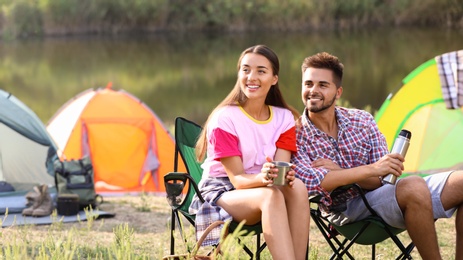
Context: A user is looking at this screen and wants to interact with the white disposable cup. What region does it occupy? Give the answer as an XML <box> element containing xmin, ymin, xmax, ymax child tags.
<box><xmin>272</xmin><ymin>161</ymin><xmax>291</xmax><ymax>186</ymax></box>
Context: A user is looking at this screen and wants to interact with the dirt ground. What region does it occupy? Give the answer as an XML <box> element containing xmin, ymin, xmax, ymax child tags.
<box><xmin>25</xmin><ymin>194</ymin><xmax>178</xmax><ymax>234</ymax></box>
<box><xmin>91</xmin><ymin>194</ymin><xmax>175</xmax><ymax>234</ymax></box>
<box><xmin>1</xmin><ymin>194</ymin><xmax>185</xmax><ymax>258</ymax></box>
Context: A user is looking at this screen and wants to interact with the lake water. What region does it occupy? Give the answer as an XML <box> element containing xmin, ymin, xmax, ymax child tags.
<box><xmin>1</xmin><ymin>27</ymin><xmax>462</xmax><ymax>128</ymax></box>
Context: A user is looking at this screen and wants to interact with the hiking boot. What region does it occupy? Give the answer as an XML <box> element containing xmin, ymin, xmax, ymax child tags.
<box><xmin>32</xmin><ymin>185</ymin><xmax>54</xmax><ymax>217</ymax></box>
<box><xmin>22</xmin><ymin>186</ymin><xmax>41</xmax><ymax>216</ymax></box>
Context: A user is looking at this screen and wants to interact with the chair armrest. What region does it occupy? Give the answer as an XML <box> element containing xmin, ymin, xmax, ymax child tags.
<box><xmin>164</xmin><ymin>172</ymin><xmax>205</xmax><ymax>205</ymax></box>
<box><xmin>310</xmin><ymin>184</ymin><xmax>355</xmax><ymax>204</ymax></box>
<box><xmin>311</xmin><ymin>184</ymin><xmax>378</xmax><ymax>217</ymax></box>
<box><xmin>349</xmin><ymin>183</ymin><xmax>378</xmax><ymax>217</ymax></box>
<box><xmin>309</xmin><ymin>195</ymin><xmax>322</xmax><ymax>203</ymax></box>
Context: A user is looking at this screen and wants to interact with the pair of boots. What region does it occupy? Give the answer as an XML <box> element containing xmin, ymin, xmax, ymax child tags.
<box><xmin>22</xmin><ymin>184</ymin><xmax>54</xmax><ymax>217</ymax></box>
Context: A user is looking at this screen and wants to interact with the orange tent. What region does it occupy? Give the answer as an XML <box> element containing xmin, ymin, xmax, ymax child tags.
<box><xmin>47</xmin><ymin>84</ymin><xmax>185</xmax><ymax>194</ymax></box>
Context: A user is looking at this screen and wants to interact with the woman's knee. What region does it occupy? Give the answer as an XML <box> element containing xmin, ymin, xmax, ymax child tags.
<box><xmin>286</xmin><ymin>179</ymin><xmax>309</xmax><ymax>197</ymax></box>
<box><xmin>279</xmin><ymin>179</ymin><xmax>309</xmax><ymax>206</ymax></box>
<box><xmin>293</xmin><ymin>178</ymin><xmax>308</xmax><ymax>192</ymax></box>
<box><xmin>261</xmin><ymin>187</ymin><xmax>285</xmax><ymax>205</ymax></box>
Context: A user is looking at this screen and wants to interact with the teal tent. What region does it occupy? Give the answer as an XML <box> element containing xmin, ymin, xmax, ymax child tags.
<box><xmin>0</xmin><ymin>89</ymin><xmax>58</xmax><ymax>213</ymax></box>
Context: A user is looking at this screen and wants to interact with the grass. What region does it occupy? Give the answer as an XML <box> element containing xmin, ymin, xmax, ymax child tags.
<box><xmin>0</xmin><ymin>195</ymin><xmax>457</xmax><ymax>259</ymax></box>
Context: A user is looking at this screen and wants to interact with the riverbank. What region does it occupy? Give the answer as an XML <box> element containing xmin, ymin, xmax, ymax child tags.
<box><xmin>0</xmin><ymin>0</ymin><xmax>462</xmax><ymax>40</ymax></box>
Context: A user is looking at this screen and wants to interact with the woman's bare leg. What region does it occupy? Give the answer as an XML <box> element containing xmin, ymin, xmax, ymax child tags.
<box><xmin>279</xmin><ymin>179</ymin><xmax>310</xmax><ymax>260</ymax></box>
<box><xmin>217</xmin><ymin>187</ymin><xmax>296</xmax><ymax>260</ymax></box>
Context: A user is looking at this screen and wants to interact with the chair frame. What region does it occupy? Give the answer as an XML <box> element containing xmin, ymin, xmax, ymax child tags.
<box><xmin>310</xmin><ymin>184</ymin><xmax>415</xmax><ymax>260</ymax></box>
<box><xmin>165</xmin><ymin>117</ymin><xmax>266</xmax><ymax>259</ymax></box>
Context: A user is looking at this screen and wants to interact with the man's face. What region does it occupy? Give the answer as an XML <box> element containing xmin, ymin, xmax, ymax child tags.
<box><xmin>301</xmin><ymin>68</ymin><xmax>342</xmax><ymax>113</ymax></box>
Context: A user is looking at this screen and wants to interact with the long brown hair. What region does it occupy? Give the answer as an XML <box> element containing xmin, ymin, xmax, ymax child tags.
<box><xmin>195</xmin><ymin>44</ymin><xmax>298</xmax><ymax>161</ymax></box>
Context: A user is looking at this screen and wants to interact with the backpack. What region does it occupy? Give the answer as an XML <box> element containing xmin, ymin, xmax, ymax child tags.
<box><xmin>54</xmin><ymin>156</ymin><xmax>101</xmax><ymax>209</ymax></box>
<box><xmin>0</xmin><ymin>181</ymin><xmax>15</xmax><ymax>192</ymax></box>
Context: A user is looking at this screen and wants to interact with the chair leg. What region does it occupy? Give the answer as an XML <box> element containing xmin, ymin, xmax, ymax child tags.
<box><xmin>319</xmin><ymin>217</ymin><xmax>371</xmax><ymax>260</ymax></box>
<box><xmin>170</xmin><ymin>209</ymin><xmax>194</xmax><ymax>255</ymax></box>
<box><xmin>236</xmin><ymin>234</ymin><xmax>267</xmax><ymax>260</ymax></box>
<box><xmin>382</xmin><ymin>226</ymin><xmax>415</xmax><ymax>260</ymax></box>
<box><xmin>372</xmin><ymin>244</ymin><xmax>376</xmax><ymax>260</ymax></box>
<box><xmin>170</xmin><ymin>210</ymin><xmax>175</xmax><ymax>255</ymax></box>
<box><xmin>396</xmin><ymin>242</ymin><xmax>415</xmax><ymax>260</ymax></box>
<box><xmin>306</xmin><ymin>245</ymin><xmax>309</xmax><ymax>260</ymax></box>
<box><xmin>237</xmin><ymin>237</ymin><xmax>253</xmax><ymax>258</ymax></box>
<box><xmin>334</xmin><ymin>222</ymin><xmax>371</xmax><ymax>260</ymax></box>
<box><xmin>329</xmin><ymin>238</ymin><xmax>355</xmax><ymax>260</ymax></box>
<box><xmin>254</xmin><ymin>235</ymin><xmax>267</xmax><ymax>260</ymax></box>
<box><xmin>174</xmin><ymin>210</ymin><xmax>194</xmax><ymax>254</ymax></box>
<box><xmin>311</xmin><ymin>212</ymin><xmax>354</xmax><ymax>259</ymax></box>
<box><xmin>256</xmin><ymin>234</ymin><xmax>260</xmax><ymax>260</ymax></box>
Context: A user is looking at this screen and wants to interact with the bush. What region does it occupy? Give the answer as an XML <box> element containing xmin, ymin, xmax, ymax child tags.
<box><xmin>2</xmin><ymin>0</ymin><xmax>42</xmax><ymax>38</ymax></box>
<box><xmin>0</xmin><ymin>0</ymin><xmax>462</xmax><ymax>39</ymax></box>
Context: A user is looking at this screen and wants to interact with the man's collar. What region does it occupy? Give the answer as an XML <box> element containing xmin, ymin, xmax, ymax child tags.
<box><xmin>301</xmin><ymin>109</ymin><xmax>322</xmax><ymax>137</ymax></box>
<box><xmin>334</xmin><ymin>107</ymin><xmax>350</xmax><ymax>131</ymax></box>
<box><xmin>302</xmin><ymin>107</ymin><xmax>350</xmax><ymax>136</ymax></box>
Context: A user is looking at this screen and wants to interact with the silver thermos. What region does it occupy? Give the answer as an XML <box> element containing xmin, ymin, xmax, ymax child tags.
<box><xmin>382</xmin><ymin>129</ymin><xmax>412</xmax><ymax>185</ymax></box>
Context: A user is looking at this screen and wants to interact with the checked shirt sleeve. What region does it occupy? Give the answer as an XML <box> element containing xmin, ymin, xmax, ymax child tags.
<box><xmin>291</xmin><ymin>126</ymin><xmax>330</xmax><ymax>201</ymax></box>
<box><xmin>366</xmin><ymin>113</ymin><xmax>389</xmax><ymax>162</ymax></box>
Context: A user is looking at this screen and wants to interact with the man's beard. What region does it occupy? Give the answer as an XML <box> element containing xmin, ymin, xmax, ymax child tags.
<box><xmin>307</xmin><ymin>94</ymin><xmax>337</xmax><ymax>113</ymax></box>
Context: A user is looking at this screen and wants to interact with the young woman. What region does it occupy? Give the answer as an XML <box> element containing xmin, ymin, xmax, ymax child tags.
<box><xmin>189</xmin><ymin>45</ymin><xmax>310</xmax><ymax>260</ymax></box>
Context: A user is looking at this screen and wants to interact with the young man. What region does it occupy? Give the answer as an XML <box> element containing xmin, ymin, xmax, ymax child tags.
<box><xmin>292</xmin><ymin>52</ymin><xmax>463</xmax><ymax>259</ymax></box>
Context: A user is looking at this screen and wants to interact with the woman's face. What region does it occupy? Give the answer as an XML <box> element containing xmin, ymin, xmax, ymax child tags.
<box><xmin>238</xmin><ymin>53</ymin><xmax>278</xmax><ymax>101</ymax></box>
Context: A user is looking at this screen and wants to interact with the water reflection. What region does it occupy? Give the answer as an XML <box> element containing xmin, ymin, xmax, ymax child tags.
<box><xmin>1</xmin><ymin>28</ymin><xmax>462</xmax><ymax>128</ymax></box>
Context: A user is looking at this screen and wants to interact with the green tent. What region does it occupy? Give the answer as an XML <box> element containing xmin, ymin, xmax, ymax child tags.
<box><xmin>375</xmin><ymin>50</ymin><xmax>463</xmax><ymax>174</ymax></box>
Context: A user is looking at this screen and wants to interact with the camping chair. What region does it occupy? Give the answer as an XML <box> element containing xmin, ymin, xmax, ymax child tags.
<box><xmin>164</xmin><ymin>117</ymin><xmax>266</xmax><ymax>259</ymax></box>
<box><xmin>310</xmin><ymin>184</ymin><xmax>415</xmax><ymax>260</ymax></box>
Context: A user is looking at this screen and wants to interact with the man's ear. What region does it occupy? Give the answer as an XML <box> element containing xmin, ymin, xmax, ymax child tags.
<box><xmin>336</xmin><ymin>86</ymin><xmax>343</xmax><ymax>99</ymax></box>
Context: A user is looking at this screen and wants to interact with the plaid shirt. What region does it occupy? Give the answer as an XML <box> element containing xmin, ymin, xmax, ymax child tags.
<box><xmin>292</xmin><ymin>107</ymin><xmax>388</xmax><ymax>213</ymax></box>
<box><xmin>436</xmin><ymin>50</ymin><xmax>463</xmax><ymax>109</ymax></box>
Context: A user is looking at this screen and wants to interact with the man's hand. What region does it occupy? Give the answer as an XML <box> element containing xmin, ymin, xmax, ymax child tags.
<box><xmin>371</xmin><ymin>153</ymin><xmax>404</xmax><ymax>178</ymax></box>
<box><xmin>312</xmin><ymin>158</ymin><xmax>341</xmax><ymax>171</ymax></box>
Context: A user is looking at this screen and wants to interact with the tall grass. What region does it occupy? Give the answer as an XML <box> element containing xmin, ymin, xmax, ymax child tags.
<box><xmin>0</xmin><ymin>196</ymin><xmax>457</xmax><ymax>259</ymax></box>
<box><xmin>0</xmin><ymin>0</ymin><xmax>462</xmax><ymax>39</ymax></box>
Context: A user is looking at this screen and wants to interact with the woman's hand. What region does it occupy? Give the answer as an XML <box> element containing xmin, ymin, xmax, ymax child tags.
<box><xmin>261</xmin><ymin>158</ymin><xmax>277</xmax><ymax>185</ymax></box>
<box><xmin>262</xmin><ymin>156</ymin><xmax>297</xmax><ymax>187</ymax></box>
<box><xmin>285</xmin><ymin>164</ymin><xmax>297</xmax><ymax>188</ymax></box>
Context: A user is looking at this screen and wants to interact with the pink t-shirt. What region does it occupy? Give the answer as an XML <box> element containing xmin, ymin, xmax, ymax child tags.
<box><xmin>202</xmin><ymin>105</ymin><xmax>296</xmax><ymax>178</ymax></box>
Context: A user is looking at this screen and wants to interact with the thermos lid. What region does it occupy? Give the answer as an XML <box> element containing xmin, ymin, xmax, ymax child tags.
<box><xmin>399</xmin><ymin>129</ymin><xmax>412</xmax><ymax>139</ymax></box>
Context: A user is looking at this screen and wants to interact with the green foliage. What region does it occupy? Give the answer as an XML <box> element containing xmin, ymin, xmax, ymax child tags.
<box><xmin>0</xmin><ymin>0</ymin><xmax>461</xmax><ymax>39</ymax></box>
<box><xmin>2</xmin><ymin>0</ymin><xmax>42</xmax><ymax>39</ymax></box>
<box><xmin>393</xmin><ymin>0</ymin><xmax>463</xmax><ymax>27</ymax></box>
<box><xmin>309</xmin><ymin>246</ymin><xmax>319</xmax><ymax>259</ymax></box>
<box><xmin>215</xmin><ymin>221</ymin><xmax>247</xmax><ymax>259</ymax></box>
<box><xmin>113</xmin><ymin>223</ymin><xmax>134</xmax><ymax>252</ymax></box>
<box><xmin>36</xmin><ymin>230</ymin><xmax>78</xmax><ymax>260</ymax></box>
<box><xmin>84</xmin><ymin>206</ymin><xmax>99</xmax><ymax>231</ymax></box>
<box><xmin>135</xmin><ymin>193</ymin><xmax>152</xmax><ymax>212</ymax></box>
<box><xmin>0</xmin><ymin>195</ymin><xmax>457</xmax><ymax>259</ymax></box>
